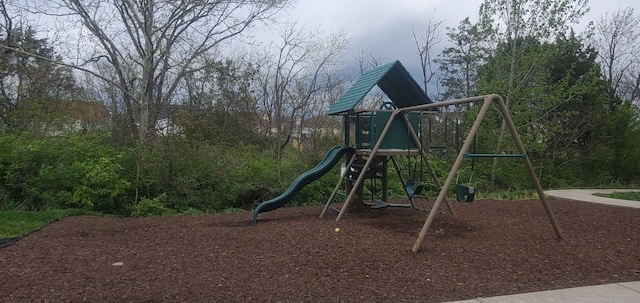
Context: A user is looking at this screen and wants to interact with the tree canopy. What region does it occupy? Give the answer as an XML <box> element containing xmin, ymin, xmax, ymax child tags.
<box><xmin>0</xmin><ymin>0</ymin><xmax>638</xmax><ymax>215</ymax></box>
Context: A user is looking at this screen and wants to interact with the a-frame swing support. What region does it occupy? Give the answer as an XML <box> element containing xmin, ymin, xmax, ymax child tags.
<box><xmin>402</xmin><ymin>94</ymin><xmax>563</xmax><ymax>252</ymax></box>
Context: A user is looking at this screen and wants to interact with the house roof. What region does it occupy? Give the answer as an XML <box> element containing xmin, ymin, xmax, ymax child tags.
<box><xmin>326</xmin><ymin>60</ymin><xmax>432</xmax><ymax>115</ymax></box>
<box><xmin>49</xmin><ymin>100</ymin><xmax>108</xmax><ymax>124</ymax></box>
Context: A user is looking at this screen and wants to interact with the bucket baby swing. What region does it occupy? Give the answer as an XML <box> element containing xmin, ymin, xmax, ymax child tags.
<box><xmin>455</xmin><ymin>161</ymin><xmax>476</xmax><ymax>202</ymax></box>
<box><xmin>455</xmin><ymin>136</ymin><xmax>477</xmax><ymax>203</ymax></box>
<box><xmin>403</xmin><ymin>149</ymin><xmax>432</xmax><ymax>210</ymax></box>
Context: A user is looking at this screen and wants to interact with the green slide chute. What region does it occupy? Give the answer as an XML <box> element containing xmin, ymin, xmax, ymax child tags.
<box><xmin>252</xmin><ymin>145</ymin><xmax>354</xmax><ymax>224</ymax></box>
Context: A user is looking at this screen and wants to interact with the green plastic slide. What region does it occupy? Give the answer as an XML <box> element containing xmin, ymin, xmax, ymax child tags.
<box><xmin>252</xmin><ymin>145</ymin><xmax>354</xmax><ymax>224</ymax></box>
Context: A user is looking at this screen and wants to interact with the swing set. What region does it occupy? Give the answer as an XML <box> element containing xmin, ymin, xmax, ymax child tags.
<box><xmin>319</xmin><ymin>61</ymin><xmax>562</xmax><ymax>253</ymax></box>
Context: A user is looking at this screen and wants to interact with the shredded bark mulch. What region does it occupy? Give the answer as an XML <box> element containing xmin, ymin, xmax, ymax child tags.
<box><xmin>1</xmin><ymin>198</ymin><xmax>639</xmax><ymax>302</ymax></box>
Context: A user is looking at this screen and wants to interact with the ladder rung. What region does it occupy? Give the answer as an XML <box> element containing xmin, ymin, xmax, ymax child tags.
<box><xmin>343</xmin><ymin>177</ymin><xmax>357</xmax><ymax>182</ymax></box>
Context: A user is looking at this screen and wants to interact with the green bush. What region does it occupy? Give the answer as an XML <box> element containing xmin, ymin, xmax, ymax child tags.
<box><xmin>0</xmin><ymin>133</ymin><xmax>132</xmax><ymax>212</ymax></box>
<box><xmin>136</xmin><ymin>140</ymin><xmax>285</xmax><ymax>212</ymax></box>
<box><xmin>38</xmin><ymin>156</ymin><xmax>131</xmax><ymax>212</ymax></box>
<box><xmin>130</xmin><ymin>194</ymin><xmax>177</xmax><ymax>217</ymax></box>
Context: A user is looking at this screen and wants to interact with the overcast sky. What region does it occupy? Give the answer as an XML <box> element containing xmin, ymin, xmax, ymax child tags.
<box><xmin>278</xmin><ymin>0</ymin><xmax>639</xmax><ymax>93</ymax></box>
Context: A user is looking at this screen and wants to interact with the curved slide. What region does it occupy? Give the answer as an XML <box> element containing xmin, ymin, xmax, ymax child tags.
<box><xmin>252</xmin><ymin>145</ymin><xmax>355</xmax><ymax>224</ymax></box>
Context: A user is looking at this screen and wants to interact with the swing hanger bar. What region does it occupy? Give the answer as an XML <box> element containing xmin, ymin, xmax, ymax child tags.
<box><xmin>463</xmin><ymin>153</ymin><xmax>527</xmax><ymax>158</ymax></box>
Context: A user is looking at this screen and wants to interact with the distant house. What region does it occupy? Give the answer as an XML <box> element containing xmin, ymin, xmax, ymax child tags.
<box><xmin>291</xmin><ymin>115</ymin><xmax>341</xmax><ymax>149</ymax></box>
<box><xmin>155</xmin><ymin>106</ymin><xmax>180</xmax><ymax>137</ymax></box>
<box><xmin>296</xmin><ymin>115</ymin><xmax>341</xmax><ymax>138</ymax></box>
<box><xmin>254</xmin><ymin>113</ymin><xmax>341</xmax><ymax>146</ymax></box>
<box><xmin>46</xmin><ymin>100</ymin><xmax>110</xmax><ymax>135</ymax></box>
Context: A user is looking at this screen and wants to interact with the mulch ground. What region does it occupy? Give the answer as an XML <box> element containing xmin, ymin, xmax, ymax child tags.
<box><xmin>1</xmin><ymin>198</ymin><xmax>639</xmax><ymax>302</ymax></box>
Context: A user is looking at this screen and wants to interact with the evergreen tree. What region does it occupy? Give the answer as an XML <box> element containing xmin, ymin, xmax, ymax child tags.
<box><xmin>0</xmin><ymin>27</ymin><xmax>77</xmax><ymax>133</ymax></box>
<box><xmin>437</xmin><ymin>17</ymin><xmax>488</xmax><ymax>100</ymax></box>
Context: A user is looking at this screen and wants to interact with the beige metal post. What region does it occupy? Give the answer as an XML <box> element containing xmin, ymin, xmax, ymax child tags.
<box><xmin>411</xmin><ymin>96</ymin><xmax>494</xmax><ymax>252</ymax></box>
<box><xmin>493</xmin><ymin>95</ymin><xmax>563</xmax><ymax>239</ymax></box>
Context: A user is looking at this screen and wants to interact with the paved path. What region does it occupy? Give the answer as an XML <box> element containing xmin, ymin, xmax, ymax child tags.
<box><xmin>545</xmin><ymin>189</ymin><xmax>640</xmax><ymax>209</ymax></box>
<box><xmin>445</xmin><ymin>189</ymin><xmax>640</xmax><ymax>303</ymax></box>
<box><xmin>447</xmin><ymin>281</ymin><xmax>640</xmax><ymax>303</ymax></box>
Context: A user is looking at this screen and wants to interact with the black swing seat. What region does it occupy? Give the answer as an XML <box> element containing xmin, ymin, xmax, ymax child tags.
<box><xmin>405</xmin><ymin>179</ymin><xmax>425</xmax><ymax>196</ymax></box>
<box><xmin>455</xmin><ymin>184</ymin><xmax>475</xmax><ymax>202</ymax></box>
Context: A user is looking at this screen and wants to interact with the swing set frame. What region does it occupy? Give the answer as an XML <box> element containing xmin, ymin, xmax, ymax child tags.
<box><xmin>329</xmin><ymin>94</ymin><xmax>563</xmax><ymax>252</ymax></box>
<box><xmin>392</xmin><ymin>94</ymin><xmax>563</xmax><ymax>252</ymax></box>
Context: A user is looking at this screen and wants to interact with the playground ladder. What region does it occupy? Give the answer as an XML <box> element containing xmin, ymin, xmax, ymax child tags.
<box><xmin>320</xmin><ymin>153</ymin><xmax>368</xmax><ymax>217</ymax></box>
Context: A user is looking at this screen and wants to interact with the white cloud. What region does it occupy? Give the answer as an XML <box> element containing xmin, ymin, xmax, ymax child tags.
<box><xmin>280</xmin><ymin>0</ymin><xmax>639</xmax><ymax>92</ymax></box>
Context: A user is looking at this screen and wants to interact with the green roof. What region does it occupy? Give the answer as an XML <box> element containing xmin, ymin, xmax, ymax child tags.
<box><xmin>326</xmin><ymin>60</ymin><xmax>432</xmax><ymax>115</ymax></box>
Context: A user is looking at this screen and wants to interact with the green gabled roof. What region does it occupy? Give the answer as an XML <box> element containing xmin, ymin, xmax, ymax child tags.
<box><xmin>326</xmin><ymin>60</ymin><xmax>432</xmax><ymax>115</ymax></box>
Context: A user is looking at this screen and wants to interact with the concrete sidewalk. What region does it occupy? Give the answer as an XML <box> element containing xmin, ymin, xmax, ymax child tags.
<box><xmin>545</xmin><ymin>189</ymin><xmax>640</xmax><ymax>209</ymax></box>
<box><xmin>445</xmin><ymin>281</ymin><xmax>640</xmax><ymax>303</ymax></box>
<box><xmin>445</xmin><ymin>189</ymin><xmax>640</xmax><ymax>303</ymax></box>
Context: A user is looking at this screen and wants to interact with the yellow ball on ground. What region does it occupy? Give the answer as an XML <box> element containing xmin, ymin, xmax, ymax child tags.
<box><xmin>334</xmin><ymin>227</ymin><xmax>340</xmax><ymax>233</ymax></box>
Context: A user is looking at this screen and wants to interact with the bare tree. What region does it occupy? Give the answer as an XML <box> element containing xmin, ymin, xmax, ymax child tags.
<box><xmin>412</xmin><ymin>9</ymin><xmax>443</xmax><ymax>96</ymax></box>
<box><xmin>10</xmin><ymin>0</ymin><xmax>288</xmax><ymax>204</ymax></box>
<box><xmin>24</xmin><ymin>0</ymin><xmax>288</xmax><ymax>142</ymax></box>
<box><xmin>254</xmin><ymin>22</ymin><xmax>347</xmax><ymax>177</ymax></box>
<box><xmin>591</xmin><ymin>7</ymin><xmax>640</xmax><ymax>110</ymax></box>
<box><xmin>352</xmin><ymin>43</ymin><xmax>386</xmax><ymax>109</ymax></box>
<box><xmin>354</xmin><ymin>43</ymin><xmax>385</xmax><ymax>75</ymax></box>
<box><xmin>0</xmin><ymin>0</ymin><xmax>12</xmax><ymax>45</ymax></box>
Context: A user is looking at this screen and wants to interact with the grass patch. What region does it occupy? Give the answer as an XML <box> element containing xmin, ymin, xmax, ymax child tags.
<box><xmin>474</xmin><ymin>189</ymin><xmax>539</xmax><ymax>200</ymax></box>
<box><xmin>0</xmin><ymin>209</ymin><xmax>97</xmax><ymax>239</ymax></box>
<box><xmin>593</xmin><ymin>191</ymin><xmax>640</xmax><ymax>202</ymax></box>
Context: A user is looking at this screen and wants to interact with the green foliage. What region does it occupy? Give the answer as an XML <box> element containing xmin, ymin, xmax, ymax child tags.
<box><xmin>464</xmin><ymin>30</ymin><xmax>627</xmax><ymax>190</ymax></box>
<box><xmin>133</xmin><ymin>139</ymin><xmax>336</xmax><ymax>213</ymax></box>
<box><xmin>0</xmin><ymin>133</ymin><xmax>132</xmax><ymax>212</ymax></box>
<box><xmin>475</xmin><ymin>189</ymin><xmax>539</xmax><ymax>200</ymax></box>
<box><xmin>0</xmin><ymin>209</ymin><xmax>96</xmax><ymax>239</ymax></box>
<box><xmin>604</xmin><ymin>102</ymin><xmax>640</xmax><ymax>183</ymax></box>
<box><xmin>40</xmin><ymin>156</ymin><xmax>131</xmax><ymax>211</ymax></box>
<box><xmin>130</xmin><ymin>194</ymin><xmax>177</xmax><ymax>217</ymax></box>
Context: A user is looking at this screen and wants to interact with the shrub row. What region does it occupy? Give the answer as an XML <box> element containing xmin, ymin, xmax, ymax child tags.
<box><xmin>0</xmin><ymin>133</ymin><xmax>341</xmax><ymax>215</ymax></box>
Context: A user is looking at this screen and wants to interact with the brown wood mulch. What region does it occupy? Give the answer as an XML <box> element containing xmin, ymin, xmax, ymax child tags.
<box><xmin>1</xmin><ymin>199</ymin><xmax>639</xmax><ymax>302</ymax></box>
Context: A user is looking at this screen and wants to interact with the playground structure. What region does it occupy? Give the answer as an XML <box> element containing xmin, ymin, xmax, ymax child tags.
<box><xmin>318</xmin><ymin>106</ymin><xmax>455</xmax><ymax>216</ymax></box>
<box><xmin>253</xmin><ymin>60</ymin><xmax>563</xmax><ymax>252</ymax></box>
